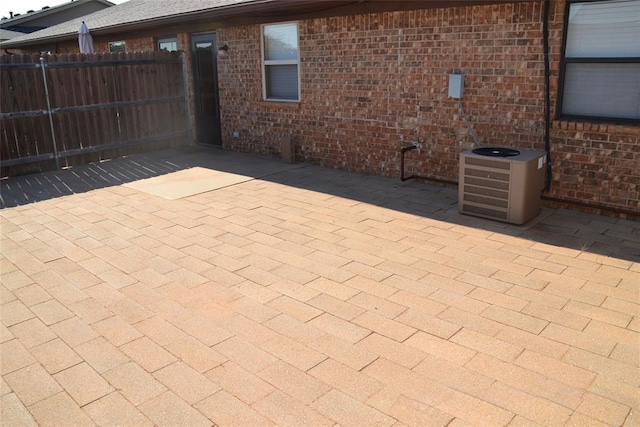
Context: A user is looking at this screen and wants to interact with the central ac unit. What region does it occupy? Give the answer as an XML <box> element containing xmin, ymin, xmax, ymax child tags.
<box><xmin>458</xmin><ymin>147</ymin><xmax>546</xmax><ymax>225</ymax></box>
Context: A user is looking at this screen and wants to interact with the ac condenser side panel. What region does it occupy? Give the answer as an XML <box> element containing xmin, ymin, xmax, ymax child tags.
<box><xmin>508</xmin><ymin>157</ymin><xmax>546</xmax><ymax>224</ymax></box>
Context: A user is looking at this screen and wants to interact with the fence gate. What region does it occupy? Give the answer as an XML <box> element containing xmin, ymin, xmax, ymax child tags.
<box><xmin>0</xmin><ymin>51</ymin><xmax>192</xmax><ymax>177</ymax></box>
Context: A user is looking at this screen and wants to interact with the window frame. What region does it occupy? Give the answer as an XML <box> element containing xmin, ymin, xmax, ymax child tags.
<box><xmin>557</xmin><ymin>0</ymin><xmax>640</xmax><ymax>125</ymax></box>
<box><xmin>157</xmin><ymin>37</ymin><xmax>178</xmax><ymax>52</ymax></box>
<box><xmin>261</xmin><ymin>21</ymin><xmax>301</xmax><ymax>102</ymax></box>
<box><xmin>108</xmin><ymin>41</ymin><xmax>126</xmax><ymax>53</ymax></box>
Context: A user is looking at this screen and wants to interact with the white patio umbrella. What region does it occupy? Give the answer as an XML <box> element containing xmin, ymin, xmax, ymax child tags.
<box><xmin>78</xmin><ymin>21</ymin><xmax>94</xmax><ymax>54</ymax></box>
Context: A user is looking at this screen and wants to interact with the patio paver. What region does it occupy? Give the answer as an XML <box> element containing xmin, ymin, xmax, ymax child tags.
<box><xmin>1</xmin><ymin>147</ymin><xmax>639</xmax><ymax>426</ymax></box>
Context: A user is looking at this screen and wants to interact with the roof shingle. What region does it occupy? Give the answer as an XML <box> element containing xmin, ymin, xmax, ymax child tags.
<box><xmin>1</xmin><ymin>0</ymin><xmax>257</xmax><ymax>47</ymax></box>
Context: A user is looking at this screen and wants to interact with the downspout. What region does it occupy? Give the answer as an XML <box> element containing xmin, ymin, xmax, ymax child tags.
<box><xmin>542</xmin><ymin>0</ymin><xmax>552</xmax><ymax>192</ymax></box>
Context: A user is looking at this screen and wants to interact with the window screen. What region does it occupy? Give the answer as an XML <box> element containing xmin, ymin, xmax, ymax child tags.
<box><xmin>262</xmin><ymin>22</ymin><xmax>299</xmax><ymax>101</ymax></box>
<box><xmin>559</xmin><ymin>0</ymin><xmax>640</xmax><ymax>121</ymax></box>
<box><xmin>158</xmin><ymin>37</ymin><xmax>178</xmax><ymax>52</ymax></box>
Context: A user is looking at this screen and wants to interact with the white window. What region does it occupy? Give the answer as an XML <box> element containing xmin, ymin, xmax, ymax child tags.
<box><xmin>559</xmin><ymin>0</ymin><xmax>640</xmax><ymax>122</ymax></box>
<box><xmin>262</xmin><ymin>22</ymin><xmax>300</xmax><ymax>101</ymax></box>
<box><xmin>158</xmin><ymin>37</ymin><xmax>178</xmax><ymax>52</ymax></box>
<box><xmin>108</xmin><ymin>41</ymin><xmax>126</xmax><ymax>53</ymax></box>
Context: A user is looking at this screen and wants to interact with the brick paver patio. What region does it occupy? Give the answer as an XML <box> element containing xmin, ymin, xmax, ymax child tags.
<box><xmin>1</xmin><ymin>147</ymin><xmax>638</xmax><ymax>426</ymax></box>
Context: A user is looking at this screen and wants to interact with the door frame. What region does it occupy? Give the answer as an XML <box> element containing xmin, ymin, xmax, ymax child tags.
<box><xmin>191</xmin><ymin>32</ymin><xmax>222</xmax><ymax>146</ymax></box>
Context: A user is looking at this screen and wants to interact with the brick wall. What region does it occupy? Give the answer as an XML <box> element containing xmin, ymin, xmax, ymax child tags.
<box><xmin>217</xmin><ymin>0</ymin><xmax>639</xmax><ymax>216</ymax></box>
<box><xmin>550</xmin><ymin>122</ymin><xmax>640</xmax><ymax>213</ymax></box>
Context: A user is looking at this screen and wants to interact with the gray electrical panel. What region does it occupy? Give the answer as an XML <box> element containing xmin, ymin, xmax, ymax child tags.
<box><xmin>448</xmin><ymin>74</ymin><xmax>464</xmax><ymax>99</ymax></box>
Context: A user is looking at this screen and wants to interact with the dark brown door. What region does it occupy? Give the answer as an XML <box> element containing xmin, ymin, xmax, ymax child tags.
<box><xmin>191</xmin><ymin>33</ymin><xmax>221</xmax><ymax>146</ymax></box>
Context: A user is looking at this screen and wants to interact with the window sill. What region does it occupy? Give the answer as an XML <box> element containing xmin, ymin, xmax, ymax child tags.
<box><xmin>552</xmin><ymin>119</ymin><xmax>640</xmax><ymax>136</ymax></box>
<box><xmin>554</xmin><ymin>117</ymin><xmax>640</xmax><ymax>129</ymax></box>
<box><xmin>263</xmin><ymin>98</ymin><xmax>301</xmax><ymax>104</ymax></box>
<box><xmin>261</xmin><ymin>99</ymin><xmax>302</xmax><ymax>109</ymax></box>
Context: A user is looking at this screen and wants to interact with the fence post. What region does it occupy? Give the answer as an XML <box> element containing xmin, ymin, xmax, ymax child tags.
<box><xmin>39</xmin><ymin>57</ymin><xmax>60</xmax><ymax>170</ymax></box>
<box><xmin>181</xmin><ymin>51</ymin><xmax>194</xmax><ymax>146</ymax></box>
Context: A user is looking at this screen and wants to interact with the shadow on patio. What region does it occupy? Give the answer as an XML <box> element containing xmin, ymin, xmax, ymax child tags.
<box><xmin>2</xmin><ymin>147</ymin><xmax>638</xmax><ymax>264</ymax></box>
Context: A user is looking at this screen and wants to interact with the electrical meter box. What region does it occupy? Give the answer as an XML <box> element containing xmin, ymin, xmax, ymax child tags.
<box><xmin>448</xmin><ymin>74</ymin><xmax>464</xmax><ymax>99</ymax></box>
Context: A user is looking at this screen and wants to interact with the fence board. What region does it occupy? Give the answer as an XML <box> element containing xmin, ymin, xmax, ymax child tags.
<box><xmin>0</xmin><ymin>51</ymin><xmax>188</xmax><ymax>177</ymax></box>
<box><xmin>24</xmin><ymin>57</ymin><xmax>47</xmax><ymax>161</ymax></box>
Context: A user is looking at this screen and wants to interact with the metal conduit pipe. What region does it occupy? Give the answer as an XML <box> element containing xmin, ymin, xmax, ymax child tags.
<box><xmin>400</xmin><ymin>144</ymin><xmax>458</xmax><ymax>186</ymax></box>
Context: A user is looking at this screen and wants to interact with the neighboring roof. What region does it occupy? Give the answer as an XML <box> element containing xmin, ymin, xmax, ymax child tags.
<box><xmin>0</xmin><ymin>28</ymin><xmax>24</xmax><ymax>41</ymax></box>
<box><xmin>0</xmin><ymin>0</ymin><xmax>114</xmax><ymax>30</ymax></box>
<box><xmin>1</xmin><ymin>0</ymin><xmax>529</xmax><ymax>48</ymax></box>
<box><xmin>2</xmin><ymin>0</ymin><xmax>254</xmax><ymax>47</ymax></box>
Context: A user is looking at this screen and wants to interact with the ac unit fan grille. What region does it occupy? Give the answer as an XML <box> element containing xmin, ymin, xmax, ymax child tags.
<box><xmin>464</xmin><ymin>168</ymin><xmax>510</xmax><ymax>182</ymax></box>
<box><xmin>463</xmin><ymin>183</ymin><xmax>509</xmax><ymax>200</ymax></box>
<box><xmin>464</xmin><ymin>156</ymin><xmax>511</xmax><ymax>170</ymax></box>
<box><xmin>461</xmin><ymin>204</ymin><xmax>509</xmax><ymax>220</ymax></box>
<box><xmin>460</xmin><ymin>157</ymin><xmax>512</xmax><ymax>221</ymax></box>
<box><xmin>464</xmin><ymin>176</ymin><xmax>510</xmax><ymax>191</ymax></box>
<box><xmin>463</xmin><ymin>192</ymin><xmax>509</xmax><ymax>209</ymax></box>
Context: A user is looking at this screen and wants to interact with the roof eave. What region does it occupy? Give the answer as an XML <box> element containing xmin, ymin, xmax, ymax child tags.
<box><xmin>1</xmin><ymin>0</ymin><xmax>276</xmax><ymax>48</ymax></box>
<box><xmin>1</xmin><ymin>0</ymin><xmax>534</xmax><ymax>49</ymax></box>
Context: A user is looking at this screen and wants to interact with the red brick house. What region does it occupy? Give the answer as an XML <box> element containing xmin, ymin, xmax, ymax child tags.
<box><xmin>2</xmin><ymin>0</ymin><xmax>639</xmax><ymax>218</ymax></box>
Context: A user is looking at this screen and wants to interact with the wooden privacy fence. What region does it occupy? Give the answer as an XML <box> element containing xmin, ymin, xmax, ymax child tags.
<box><xmin>0</xmin><ymin>51</ymin><xmax>191</xmax><ymax>177</ymax></box>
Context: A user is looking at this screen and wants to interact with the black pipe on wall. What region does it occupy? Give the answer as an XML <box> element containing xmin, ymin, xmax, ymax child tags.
<box><xmin>399</xmin><ymin>145</ymin><xmax>458</xmax><ymax>186</ymax></box>
<box><xmin>542</xmin><ymin>0</ymin><xmax>552</xmax><ymax>192</ymax></box>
